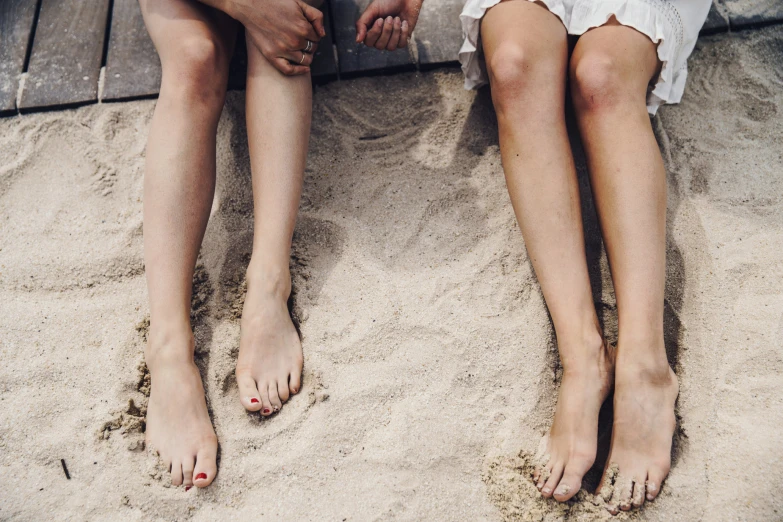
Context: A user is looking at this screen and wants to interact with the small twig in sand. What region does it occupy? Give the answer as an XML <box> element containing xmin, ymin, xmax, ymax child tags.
<box><xmin>61</xmin><ymin>459</ymin><xmax>71</xmax><ymax>480</ymax></box>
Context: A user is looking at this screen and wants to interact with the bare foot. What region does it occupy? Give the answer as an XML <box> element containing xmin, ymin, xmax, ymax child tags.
<box><xmin>236</xmin><ymin>267</ymin><xmax>303</xmax><ymax>416</ymax></box>
<box><xmin>145</xmin><ymin>328</ymin><xmax>218</xmax><ymax>489</ymax></box>
<box><xmin>601</xmin><ymin>344</ymin><xmax>679</xmax><ymax>514</ymax></box>
<box><xmin>534</xmin><ymin>333</ymin><xmax>614</xmax><ymax>502</ymax></box>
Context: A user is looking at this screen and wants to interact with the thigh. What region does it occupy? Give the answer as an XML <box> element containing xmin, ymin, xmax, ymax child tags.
<box><xmin>571</xmin><ymin>18</ymin><xmax>660</xmax><ymax>92</ymax></box>
<box><xmin>139</xmin><ymin>0</ymin><xmax>238</xmax><ymax>68</ymax></box>
<box><xmin>481</xmin><ymin>0</ymin><xmax>568</xmax><ymax>75</ymax></box>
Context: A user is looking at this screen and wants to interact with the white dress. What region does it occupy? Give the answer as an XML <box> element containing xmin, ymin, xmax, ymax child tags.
<box><xmin>458</xmin><ymin>0</ymin><xmax>713</xmax><ymax>115</ymax></box>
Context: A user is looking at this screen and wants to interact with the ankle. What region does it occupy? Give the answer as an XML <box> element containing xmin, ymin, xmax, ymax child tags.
<box><xmin>555</xmin><ymin>325</ymin><xmax>607</xmax><ymax>372</ymax></box>
<box><xmin>615</xmin><ymin>334</ymin><xmax>673</xmax><ymax>383</ymax></box>
<box><xmin>246</xmin><ymin>260</ymin><xmax>291</xmax><ymax>301</ymax></box>
<box><xmin>145</xmin><ymin>321</ymin><xmax>195</xmax><ymax>367</ymax></box>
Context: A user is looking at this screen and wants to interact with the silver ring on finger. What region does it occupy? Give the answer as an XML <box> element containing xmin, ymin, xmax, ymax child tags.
<box><xmin>299</xmin><ymin>52</ymin><xmax>305</xmax><ymax>65</ymax></box>
<box><xmin>304</xmin><ymin>40</ymin><xmax>313</xmax><ymax>53</ymax></box>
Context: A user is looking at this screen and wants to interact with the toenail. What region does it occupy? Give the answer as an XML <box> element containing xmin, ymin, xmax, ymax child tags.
<box><xmin>250</xmin><ymin>397</ymin><xmax>259</xmax><ymax>404</ymax></box>
<box><xmin>263</xmin><ymin>408</ymin><xmax>271</xmax><ymax>414</ymax></box>
<box><xmin>185</xmin><ymin>486</ymin><xmax>192</xmax><ymax>492</ymax></box>
<box><xmin>555</xmin><ymin>485</ymin><xmax>570</xmax><ymax>495</ymax></box>
<box><xmin>195</xmin><ymin>473</ymin><xmax>207</xmax><ymax>481</ymax></box>
<box><xmin>273</xmin><ymin>405</ymin><xmax>279</xmax><ymax>411</ymax></box>
<box><xmin>542</xmin><ymin>487</ymin><xmax>551</xmax><ymax>494</ymax></box>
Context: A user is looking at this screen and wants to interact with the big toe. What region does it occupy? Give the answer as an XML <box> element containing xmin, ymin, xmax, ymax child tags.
<box><xmin>646</xmin><ymin>465</ymin><xmax>669</xmax><ymax>501</ymax></box>
<box><xmin>237</xmin><ymin>371</ymin><xmax>263</xmax><ymax>412</ymax></box>
<box><xmin>553</xmin><ymin>464</ymin><xmax>588</xmax><ymax>502</ymax></box>
<box><xmin>193</xmin><ymin>446</ymin><xmax>217</xmax><ymax>488</ymax></box>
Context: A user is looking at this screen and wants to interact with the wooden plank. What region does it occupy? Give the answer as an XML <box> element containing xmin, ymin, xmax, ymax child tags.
<box><xmin>0</xmin><ymin>0</ymin><xmax>38</xmax><ymax>113</ymax></box>
<box><xmin>102</xmin><ymin>0</ymin><xmax>161</xmax><ymax>101</ymax></box>
<box><xmin>331</xmin><ymin>0</ymin><xmax>412</xmax><ymax>74</ymax></box>
<box><xmin>723</xmin><ymin>0</ymin><xmax>783</xmax><ymax>28</ymax></box>
<box><xmin>311</xmin><ymin>3</ymin><xmax>337</xmax><ymax>79</ymax></box>
<box><xmin>413</xmin><ymin>0</ymin><xmax>463</xmax><ymax>65</ymax></box>
<box><xmin>702</xmin><ymin>1</ymin><xmax>730</xmax><ymax>33</ymax></box>
<box><xmin>20</xmin><ymin>0</ymin><xmax>110</xmax><ymax>109</ymax></box>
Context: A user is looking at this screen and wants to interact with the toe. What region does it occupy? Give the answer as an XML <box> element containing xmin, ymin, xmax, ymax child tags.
<box><xmin>182</xmin><ymin>456</ymin><xmax>195</xmax><ymax>488</ymax></box>
<box><xmin>614</xmin><ymin>475</ymin><xmax>634</xmax><ymax>511</ymax></box>
<box><xmin>237</xmin><ymin>371</ymin><xmax>262</xmax><ymax>412</ymax></box>
<box><xmin>536</xmin><ymin>459</ymin><xmax>553</xmax><ymax>490</ymax></box>
<box><xmin>278</xmin><ymin>376</ymin><xmax>291</xmax><ymax>403</ymax></box>
<box><xmin>170</xmin><ymin>459</ymin><xmax>183</xmax><ymax>487</ymax></box>
<box><xmin>553</xmin><ymin>468</ymin><xmax>584</xmax><ymax>502</ymax></box>
<box><xmin>541</xmin><ymin>461</ymin><xmax>564</xmax><ymax>498</ymax></box>
<box><xmin>289</xmin><ymin>370</ymin><xmax>301</xmax><ymax>396</ymax></box>
<box><xmin>193</xmin><ymin>446</ymin><xmax>217</xmax><ymax>488</ymax></box>
<box><xmin>259</xmin><ymin>381</ymin><xmax>273</xmax><ymax>416</ymax></box>
<box><xmin>646</xmin><ymin>465</ymin><xmax>668</xmax><ymax>501</ymax></box>
<box><xmin>632</xmin><ymin>477</ymin><xmax>646</xmax><ymax>508</ymax></box>
<box><xmin>268</xmin><ymin>381</ymin><xmax>282</xmax><ymax>412</ymax></box>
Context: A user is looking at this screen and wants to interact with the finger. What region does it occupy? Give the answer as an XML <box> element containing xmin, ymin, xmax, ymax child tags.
<box><xmin>356</xmin><ymin>2</ymin><xmax>381</xmax><ymax>42</ymax></box>
<box><xmin>285</xmin><ymin>51</ymin><xmax>314</xmax><ymax>66</ymax></box>
<box><xmin>364</xmin><ymin>18</ymin><xmax>384</xmax><ymax>47</ymax></box>
<box><xmin>275</xmin><ymin>58</ymin><xmax>310</xmax><ymax>77</ymax></box>
<box><xmin>301</xmin><ymin>3</ymin><xmax>326</xmax><ymax>38</ymax></box>
<box><xmin>386</xmin><ymin>17</ymin><xmax>402</xmax><ymax>51</ymax></box>
<box><xmin>399</xmin><ymin>20</ymin><xmax>410</xmax><ymax>48</ymax></box>
<box><xmin>375</xmin><ymin>16</ymin><xmax>394</xmax><ymax>50</ymax></box>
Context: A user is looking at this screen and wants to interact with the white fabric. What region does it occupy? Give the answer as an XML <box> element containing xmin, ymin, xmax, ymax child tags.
<box><xmin>458</xmin><ymin>0</ymin><xmax>712</xmax><ymax>114</ymax></box>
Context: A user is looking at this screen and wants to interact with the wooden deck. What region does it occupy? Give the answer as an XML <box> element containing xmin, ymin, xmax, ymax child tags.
<box><xmin>0</xmin><ymin>0</ymin><xmax>780</xmax><ymax>115</ymax></box>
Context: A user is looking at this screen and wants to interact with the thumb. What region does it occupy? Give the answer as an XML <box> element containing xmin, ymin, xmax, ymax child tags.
<box><xmin>301</xmin><ymin>3</ymin><xmax>326</xmax><ymax>37</ymax></box>
<box><xmin>356</xmin><ymin>1</ymin><xmax>380</xmax><ymax>42</ymax></box>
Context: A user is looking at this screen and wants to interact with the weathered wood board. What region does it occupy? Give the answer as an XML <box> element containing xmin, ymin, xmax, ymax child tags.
<box><xmin>331</xmin><ymin>0</ymin><xmax>413</xmax><ymax>74</ymax></box>
<box><xmin>413</xmin><ymin>0</ymin><xmax>463</xmax><ymax>65</ymax></box>
<box><xmin>722</xmin><ymin>0</ymin><xmax>783</xmax><ymax>28</ymax></box>
<box><xmin>0</xmin><ymin>0</ymin><xmax>38</xmax><ymax>112</ymax></box>
<box><xmin>103</xmin><ymin>0</ymin><xmax>161</xmax><ymax>101</ymax></box>
<box><xmin>20</xmin><ymin>0</ymin><xmax>110</xmax><ymax>109</ymax></box>
<box><xmin>703</xmin><ymin>1</ymin><xmax>730</xmax><ymax>33</ymax></box>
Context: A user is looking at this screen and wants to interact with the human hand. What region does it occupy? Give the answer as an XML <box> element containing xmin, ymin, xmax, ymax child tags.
<box><xmin>228</xmin><ymin>0</ymin><xmax>327</xmax><ymax>75</ymax></box>
<box><xmin>355</xmin><ymin>0</ymin><xmax>423</xmax><ymax>51</ymax></box>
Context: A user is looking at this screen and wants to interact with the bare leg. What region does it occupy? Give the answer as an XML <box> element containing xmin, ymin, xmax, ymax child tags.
<box><xmin>234</xmin><ymin>34</ymin><xmax>311</xmax><ymax>416</ymax></box>
<box><xmin>482</xmin><ymin>0</ymin><xmax>613</xmax><ymax>502</ymax></box>
<box><xmin>140</xmin><ymin>0</ymin><xmax>237</xmax><ymax>489</ymax></box>
<box><xmin>570</xmin><ymin>20</ymin><xmax>679</xmax><ymax>514</ymax></box>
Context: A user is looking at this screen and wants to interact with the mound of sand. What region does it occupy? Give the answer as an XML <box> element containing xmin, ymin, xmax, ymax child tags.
<box><xmin>1</xmin><ymin>25</ymin><xmax>781</xmax><ymax>521</ymax></box>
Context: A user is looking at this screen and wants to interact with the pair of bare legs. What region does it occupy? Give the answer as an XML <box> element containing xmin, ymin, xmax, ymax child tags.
<box><xmin>482</xmin><ymin>0</ymin><xmax>680</xmax><ymax>513</ymax></box>
<box><xmin>140</xmin><ymin>0</ymin><xmax>311</xmax><ymax>490</ymax></box>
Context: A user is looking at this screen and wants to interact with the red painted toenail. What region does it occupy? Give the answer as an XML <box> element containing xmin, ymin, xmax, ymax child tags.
<box><xmin>195</xmin><ymin>473</ymin><xmax>207</xmax><ymax>481</ymax></box>
<box><xmin>250</xmin><ymin>398</ymin><xmax>259</xmax><ymax>404</ymax></box>
<box><xmin>185</xmin><ymin>486</ymin><xmax>192</xmax><ymax>492</ymax></box>
<box><xmin>263</xmin><ymin>408</ymin><xmax>271</xmax><ymax>414</ymax></box>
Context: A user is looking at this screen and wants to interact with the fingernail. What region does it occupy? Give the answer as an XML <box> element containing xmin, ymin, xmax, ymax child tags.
<box><xmin>185</xmin><ymin>486</ymin><xmax>192</xmax><ymax>492</ymax></box>
<box><xmin>195</xmin><ymin>473</ymin><xmax>207</xmax><ymax>481</ymax></box>
<box><xmin>250</xmin><ymin>397</ymin><xmax>259</xmax><ymax>404</ymax></box>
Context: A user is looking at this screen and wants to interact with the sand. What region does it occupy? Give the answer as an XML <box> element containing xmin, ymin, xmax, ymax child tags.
<box><xmin>1</xmin><ymin>25</ymin><xmax>782</xmax><ymax>521</ymax></box>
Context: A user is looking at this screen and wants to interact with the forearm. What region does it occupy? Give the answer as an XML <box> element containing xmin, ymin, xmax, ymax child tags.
<box><xmin>194</xmin><ymin>0</ymin><xmax>238</xmax><ymax>19</ymax></box>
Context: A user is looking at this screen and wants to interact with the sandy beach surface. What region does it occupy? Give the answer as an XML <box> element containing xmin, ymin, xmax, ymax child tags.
<box><xmin>1</xmin><ymin>25</ymin><xmax>782</xmax><ymax>521</ymax></box>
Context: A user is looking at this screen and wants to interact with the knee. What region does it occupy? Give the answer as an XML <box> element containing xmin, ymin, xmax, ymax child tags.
<box><xmin>159</xmin><ymin>35</ymin><xmax>230</xmax><ymax>112</ymax></box>
<box><xmin>487</xmin><ymin>42</ymin><xmax>560</xmax><ymax>115</ymax></box>
<box><xmin>569</xmin><ymin>52</ymin><xmax>635</xmax><ymax>112</ymax></box>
